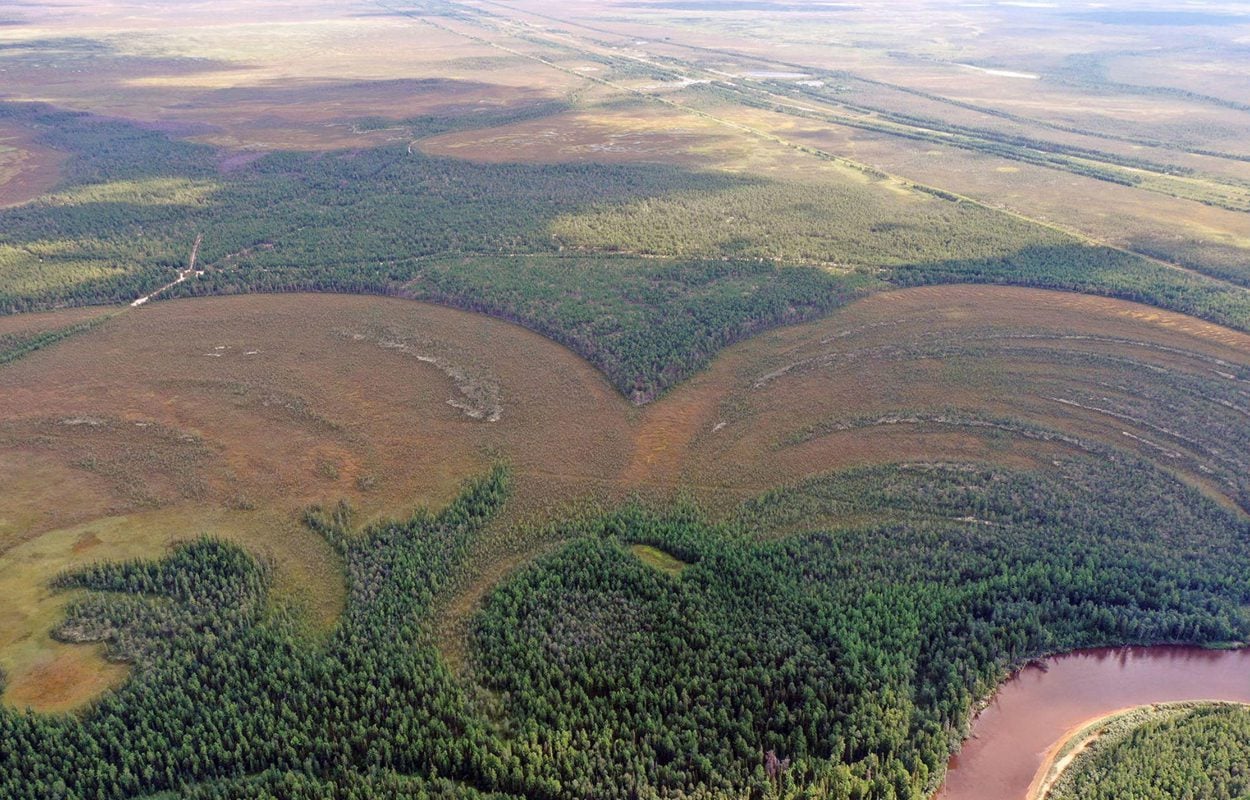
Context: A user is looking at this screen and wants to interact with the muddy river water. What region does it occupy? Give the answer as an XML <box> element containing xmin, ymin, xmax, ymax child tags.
<box><xmin>934</xmin><ymin>646</ymin><xmax>1250</xmax><ymax>800</ymax></box>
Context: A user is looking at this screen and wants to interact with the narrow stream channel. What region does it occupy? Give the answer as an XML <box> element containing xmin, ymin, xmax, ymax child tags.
<box><xmin>934</xmin><ymin>646</ymin><xmax>1250</xmax><ymax>800</ymax></box>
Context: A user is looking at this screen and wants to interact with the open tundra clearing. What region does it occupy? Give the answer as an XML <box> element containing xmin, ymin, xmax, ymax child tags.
<box><xmin>4</xmin><ymin>285</ymin><xmax>1250</xmax><ymax>709</ymax></box>
<box><xmin>1</xmin><ymin>0</ymin><xmax>1249</xmax><ymax>795</ymax></box>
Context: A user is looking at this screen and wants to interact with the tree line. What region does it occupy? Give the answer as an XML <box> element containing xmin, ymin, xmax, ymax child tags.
<box><xmin>4</xmin><ymin>450</ymin><xmax>1247</xmax><ymax>798</ymax></box>
<box><xmin>3</xmin><ymin>102</ymin><xmax>1248</xmax><ymax>402</ymax></box>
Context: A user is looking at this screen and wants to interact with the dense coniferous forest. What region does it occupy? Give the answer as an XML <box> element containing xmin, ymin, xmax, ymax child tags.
<box><xmin>0</xmin><ymin>468</ymin><xmax>513</xmax><ymax>800</ymax></box>
<box><xmin>2</xmin><ymin>453</ymin><xmax>1247</xmax><ymax>799</ymax></box>
<box><xmin>3</xmin><ymin>102</ymin><xmax>1249</xmax><ymax>400</ymax></box>
<box><xmin>1046</xmin><ymin>704</ymin><xmax>1250</xmax><ymax>800</ymax></box>
<box><xmin>474</xmin><ymin>457</ymin><xmax>1250</xmax><ymax>798</ymax></box>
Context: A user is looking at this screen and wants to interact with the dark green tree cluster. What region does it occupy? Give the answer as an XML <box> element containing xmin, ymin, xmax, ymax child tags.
<box><xmin>1</xmin><ymin>454</ymin><xmax>1248</xmax><ymax>798</ymax></box>
<box><xmin>402</xmin><ymin>255</ymin><xmax>863</xmax><ymax>402</ymax></box>
<box><xmin>3</xmin><ymin>102</ymin><xmax>1249</xmax><ymax>401</ymax></box>
<box><xmin>892</xmin><ymin>244</ymin><xmax>1250</xmax><ymax>332</ymax></box>
<box><xmin>172</xmin><ymin>769</ymin><xmax>520</xmax><ymax>800</ymax></box>
<box><xmin>472</xmin><ymin>455</ymin><xmax>1250</xmax><ymax>799</ymax></box>
<box><xmin>1047</xmin><ymin>703</ymin><xmax>1250</xmax><ymax>800</ymax></box>
<box><xmin>0</xmin><ymin>468</ymin><xmax>515</xmax><ymax>800</ymax></box>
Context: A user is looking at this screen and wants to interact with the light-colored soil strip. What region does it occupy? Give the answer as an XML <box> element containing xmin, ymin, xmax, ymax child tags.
<box><xmin>131</xmin><ymin>233</ymin><xmax>202</xmax><ymax>307</ymax></box>
<box><xmin>1027</xmin><ymin>700</ymin><xmax>1250</xmax><ymax>800</ymax></box>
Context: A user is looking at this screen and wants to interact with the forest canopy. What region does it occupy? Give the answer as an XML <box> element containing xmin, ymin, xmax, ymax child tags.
<box><xmin>3</xmin><ymin>103</ymin><xmax>1248</xmax><ymax>401</ymax></box>
<box><xmin>3</xmin><ymin>454</ymin><xmax>1248</xmax><ymax>799</ymax></box>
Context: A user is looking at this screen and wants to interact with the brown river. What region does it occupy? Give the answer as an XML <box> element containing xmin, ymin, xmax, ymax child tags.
<box><xmin>934</xmin><ymin>646</ymin><xmax>1250</xmax><ymax>800</ymax></box>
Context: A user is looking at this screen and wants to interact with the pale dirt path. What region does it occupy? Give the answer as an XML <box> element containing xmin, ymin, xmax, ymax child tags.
<box><xmin>130</xmin><ymin>232</ymin><xmax>202</xmax><ymax>307</ymax></box>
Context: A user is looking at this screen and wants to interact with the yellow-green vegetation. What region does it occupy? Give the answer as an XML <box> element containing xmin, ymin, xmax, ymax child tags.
<box><xmin>1042</xmin><ymin>703</ymin><xmax>1250</xmax><ymax>800</ymax></box>
<box><xmin>550</xmin><ymin>176</ymin><xmax>1053</xmax><ymax>266</ymax></box>
<box><xmin>37</xmin><ymin>178</ymin><xmax>220</xmax><ymax>208</ymax></box>
<box><xmin>628</xmin><ymin>543</ymin><xmax>688</xmax><ymax>576</ymax></box>
<box><xmin>0</xmin><ymin>507</ymin><xmax>343</xmax><ymax>712</ymax></box>
<box><xmin>0</xmin><ymin>241</ymin><xmax>134</xmax><ymax>296</ymax></box>
<box><xmin>2</xmin><ymin>452</ymin><xmax>1250</xmax><ymax>799</ymax></box>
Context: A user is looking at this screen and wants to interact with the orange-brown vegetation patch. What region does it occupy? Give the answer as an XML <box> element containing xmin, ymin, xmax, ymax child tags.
<box><xmin>2</xmin><ymin>645</ymin><xmax>129</xmax><ymax>714</ymax></box>
<box><xmin>0</xmin><ymin>305</ymin><xmax>106</xmax><ymax>338</ymax></box>
<box><xmin>6</xmin><ymin>285</ymin><xmax>1250</xmax><ymax>699</ymax></box>
<box><xmin>660</xmin><ymin>285</ymin><xmax>1250</xmax><ymax>513</ymax></box>
<box><xmin>0</xmin><ymin>121</ymin><xmax>66</xmax><ymax>207</ymax></box>
<box><xmin>0</xmin><ymin>293</ymin><xmax>636</xmax><ymax>542</ymax></box>
<box><xmin>0</xmin><ymin>292</ymin><xmax>636</xmax><ymax>708</ymax></box>
<box><xmin>0</xmin><ymin>4</ymin><xmax>583</xmax><ymax>151</ymax></box>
